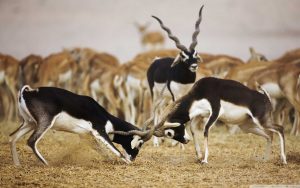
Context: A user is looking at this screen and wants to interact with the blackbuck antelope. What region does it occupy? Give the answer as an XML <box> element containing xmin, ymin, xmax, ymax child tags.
<box><xmin>152</xmin><ymin>77</ymin><xmax>287</xmax><ymax>164</ymax></box>
<box><xmin>147</xmin><ymin>6</ymin><xmax>204</xmax><ymax>146</ymax></box>
<box><xmin>147</xmin><ymin>5</ymin><xmax>204</xmax><ymax>102</ymax></box>
<box><xmin>10</xmin><ymin>86</ymin><xmax>152</xmax><ymax>165</ymax></box>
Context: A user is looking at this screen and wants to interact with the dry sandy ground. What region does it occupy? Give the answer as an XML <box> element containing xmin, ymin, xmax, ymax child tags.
<box><xmin>0</xmin><ymin>121</ymin><xmax>300</xmax><ymax>188</ymax></box>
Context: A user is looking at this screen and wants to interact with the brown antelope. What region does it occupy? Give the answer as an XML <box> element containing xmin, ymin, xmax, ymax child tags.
<box><xmin>200</xmin><ymin>54</ymin><xmax>244</xmax><ymax>78</ymax></box>
<box><xmin>0</xmin><ymin>53</ymin><xmax>19</xmax><ymax>121</ymax></box>
<box><xmin>135</xmin><ymin>22</ymin><xmax>165</xmax><ymax>50</ymax></box>
<box><xmin>82</xmin><ymin>62</ymin><xmax>121</xmax><ymax>117</ymax></box>
<box><xmin>225</xmin><ymin>47</ymin><xmax>272</xmax><ymax>84</ymax></box>
<box><xmin>66</xmin><ymin>47</ymin><xmax>119</xmax><ymax>73</ymax></box>
<box><xmin>225</xmin><ymin>60</ymin><xmax>273</xmax><ymax>85</ymax></box>
<box><xmin>37</xmin><ymin>51</ymin><xmax>77</xmax><ymax>91</ymax></box>
<box><xmin>19</xmin><ymin>54</ymin><xmax>43</xmax><ymax>87</ymax></box>
<box><xmin>66</xmin><ymin>48</ymin><xmax>120</xmax><ymax>94</ymax></box>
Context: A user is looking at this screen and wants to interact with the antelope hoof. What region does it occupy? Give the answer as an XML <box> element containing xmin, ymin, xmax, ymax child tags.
<box><xmin>281</xmin><ymin>157</ymin><xmax>287</xmax><ymax>165</ymax></box>
<box><xmin>201</xmin><ymin>160</ymin><xmax>208</xmax><ymax>164</ymax></box>
<box><xmin>13</xmin><ymin>161</ymin><xmax>21</xmax><ymax>166</ymax></box>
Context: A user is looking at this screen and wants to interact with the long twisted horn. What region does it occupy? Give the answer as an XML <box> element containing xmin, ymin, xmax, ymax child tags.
<box><xmin>153</xmin><ymin>99</ymin><xmax>182</xmax><ymax>130</ymax></box>
<box><xmin>140</xmin><ymin>100</ymin><xmax>181</xmax><ymax>138</ymax></box>
<box><xmin>152</xmin><ymin>16</ymin><xmax>188</xmax><ymax>52</ymax></box>
<box><xmin>189</xmin><ymin>5</ymin><xmax>204</xmax><ymax>51</ymax></box>
<box><xmin>142</xmin><ymin>99</ymin><xmax>181</xmax><ymax>139</ymax></box>
<box><xmin>110</xmin><ymin>130</ymin><xmax>149</xmax><ymax>137</ymax></box>
<box><xmin>110</xmin><ymin>98</ymin><xmax>181</xmax><ymax>141</ymax></box>
<box><xmin>110</xmin><ymin>115</ymin><xmax>155</xmax><ymax>138</ymax></box>
<box><xmin>141</xmin><ymin>97</ymin><xmax>166</xmax><ymax>130</ymax></box>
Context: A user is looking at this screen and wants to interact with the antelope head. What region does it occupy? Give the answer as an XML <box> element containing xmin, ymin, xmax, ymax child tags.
<box><xmin>134</xmin><ymin>22</ymin><xmax>151</xmax><ymax>34</ymax></box>
<box><xmin>152</xmin><ymin>5</ymin><xmax>204</xmax><ymax>72</ymax></box>
<box><xmin>248</xmin><ymin>47</ymin><xmax>268</xmax><ymax>62</ymax></box>
<box><xmin>110</xmin><ymin>99</ymin><xmax>191</xmax><ymax>148</ymax></box>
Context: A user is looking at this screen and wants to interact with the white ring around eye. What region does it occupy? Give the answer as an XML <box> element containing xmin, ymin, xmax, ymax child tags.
<box><xmin>165</xmin><ymin>129</ymin><xmax>175</xmax><ymax>138</ymax></box>
<box><xmin>181</xmin><ymin>51</ymin><xmax>189</xmax><ymax>62</ymax></box>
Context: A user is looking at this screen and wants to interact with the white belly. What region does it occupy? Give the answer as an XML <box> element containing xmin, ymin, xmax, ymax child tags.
<box><xmin>52</xmin><ymin>112</ymin><xmax>115</xmax><ymax>140</ymax></box>
<box><xmin>219</xmin><ymin>100</ymin><xmax>251</xmax><ymax>124</ymax></box>
<box><xmin>170</xmin><ymin>82</ymin><xmax>194</xmax><ymax>99</ymax></box>
<box><xmin>261</xmin><ymin>83</ymin><xmax>283</xmax><ymax>98</ymax></box>
<box><xmin>188</xmin><ymin>99</ymin><xmax>252</xmax><ymax>124</ymax></box>
<box><xmin>52</xmin><ymin>112</ymin><xmax>93</xmax><ymax>134</ymax></box>
<box><xmin>154</xmin><ymin>81</ymin><xmax>193</xmax><ymax>100</ymax></box>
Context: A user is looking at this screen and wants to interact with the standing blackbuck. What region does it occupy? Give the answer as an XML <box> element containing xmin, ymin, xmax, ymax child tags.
<box><xmin>151</xmin><ymin>77</ymin><xmax>287</xmax><ymax>164</ymax></box>
<box><xmin>147</xmin><ymin>6</ymin><xmax>204</xmax><ymax>146</ymax></box>
<box><xmin>147</xmin><ymin>5</ymin><xmax>204</xmax><ymax>102</ymax></box>
<box><xmin>10</xmin><ymin>85</ymin><xmax>154</xmax><ymax>165</ymax></box>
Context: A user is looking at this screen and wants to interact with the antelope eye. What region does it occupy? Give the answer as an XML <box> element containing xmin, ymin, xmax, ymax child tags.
<box><xmin>180</xmin><ymin>52</ymin><xmax>189</xmax><ymax>62</ymax></box>
<box><xmin>180</xmin><ymin>56</ymin><xmax>187</xmax><ymax>62</ymax></box>
<box><xmin>165</xmin><ymin>129</ymin><xmax>175</xmax><ymax>138</ymax></box>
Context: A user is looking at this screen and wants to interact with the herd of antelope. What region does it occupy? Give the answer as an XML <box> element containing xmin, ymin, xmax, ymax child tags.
<box><xmin>2</xmin><ymin>6</ymin><xmax>300</xmax><ymax>165</ymax></box>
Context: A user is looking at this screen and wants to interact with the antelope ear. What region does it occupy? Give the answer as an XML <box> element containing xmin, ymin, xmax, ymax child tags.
<box><xmin>164</xmin><ymin>122</ymin><xmax>181</xmax><ymax>128</ymax></box>
<box><xmin>171</xmin><ymin>54</ymin><xmax>181</xmax><ymax>67</ymax></box>
<box><xmin>131</xmin><ymin>136</ymin><xmax>143</xmax><ymax>149</ymax></box>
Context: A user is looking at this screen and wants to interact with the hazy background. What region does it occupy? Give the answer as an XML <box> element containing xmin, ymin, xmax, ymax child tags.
<box><xmin>0</xmin><ymin>0</ymin><xmax>300</xmax><ymax>62</ymax></box>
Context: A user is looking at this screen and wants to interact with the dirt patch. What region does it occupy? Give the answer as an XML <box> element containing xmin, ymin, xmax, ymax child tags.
<box><xmin>1</xmin><ymin>122</ymin><xmax>300</xmax><ymax>187</ymax></box>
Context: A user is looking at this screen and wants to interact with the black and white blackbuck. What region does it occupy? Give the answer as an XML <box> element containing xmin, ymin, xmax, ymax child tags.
<box><xmin>147</xmin><ymin>5</ymin><xmax>204</xmax><ymax>102</ymax></box>
<box><xmin>149</xmin><ymin>77</ymin><xmax>287</xmax><ymax>164</ymax></box>
<box><xmin>9</xmin><ymin>85</ymin><xmax>157</xmax><ymax>165</ymax></box>
<box><xmin>147</xmin><ymin>6</ymin><xmax>204</xmax><ymax>146</ymax></box>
